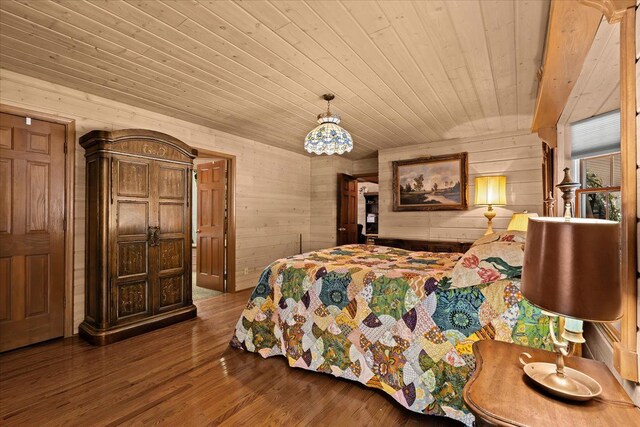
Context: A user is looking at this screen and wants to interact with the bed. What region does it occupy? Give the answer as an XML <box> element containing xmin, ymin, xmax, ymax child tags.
<box><xmin>230</xmin><ymin>231</ymin><xmax>552</xmax><ymax>426</ymax></box>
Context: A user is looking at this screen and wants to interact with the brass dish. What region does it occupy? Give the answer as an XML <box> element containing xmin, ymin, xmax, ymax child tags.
<box><xmin>522</xmin><ymin>361</ymin><xmax>602</xmax><ymax>401</ymax></box>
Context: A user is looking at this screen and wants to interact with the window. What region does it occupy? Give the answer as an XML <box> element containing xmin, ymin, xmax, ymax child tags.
<box><xmin>575</xmin><ymin>153</ymin><xmax>621</xmax><ymax>221</ymax></box>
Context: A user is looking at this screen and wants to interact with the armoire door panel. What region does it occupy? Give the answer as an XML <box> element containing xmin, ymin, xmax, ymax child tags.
<box><xmin>117</xmin><ymin>160</ymin><xmax>149</xmax><ymax>198</ymax></box>
<box><xmin>158</xmin><ymin>167</ymin><xmax>184</xmax><ymax>199</ymax></box>
<box><xmin>159</xmin><ymin>275</ymin><xmax>183</xmax><ymax>308</ymax></box>
<box><xmin>159</xmin><ymin>203</ymin><xmax>184</xmax><ymax>234</ymax></box>
<box><xmin>0</xmin><ymin>159</ymin><xmax>12</xmax><ymax>234</ymax></box>
<box><xmin>25</xmin><ymin>254</ymin><xmax>49</xmax><ymax>317</ymax></box>
<box><xmin>117</xmin><ymin>201</ymin><xmax>148</xmax><ymax>237</ymax></box>
<box><xmin>117</xmin><ymin>242</ymin><xmax>148</xmax><ymax>277</ymax></box>
<box><xmin>159</xmin><ymin>239</ymin><xmax>183</xmax><ymax>271</ymax></box>
<box><xmin>0</xmin><ymin>112</ymin><xmax>65</xmax><ymax>352</ymax></box>
<box><xmin>116</xmin><ymin>281</ymin><xmax>148</xmax><ymax>319</ymax></box>
<box><xmin>26</xmin><ymin>162</ymin><xmax>49</xmax><ymax>233</ymax></box>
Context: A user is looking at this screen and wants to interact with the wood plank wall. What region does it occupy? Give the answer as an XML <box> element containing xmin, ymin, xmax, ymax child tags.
<box><xmin>0</xmin><ymin>70</ymin><xmax>311</xmax><ymax>331</ymax></box>
<box><xmin>353</xmin><ymin>157</ymin><xmax>379</xmax><ymax>175</ymax></box>
<box><xmin>378</xmin><ymin>131</ymin><xmax>543</xmax><ymax>242</ymax></box>
<box><xmin>309</xmin><ymin>156</ymin><xmax>353</xmax><ymax>251</ymax></box>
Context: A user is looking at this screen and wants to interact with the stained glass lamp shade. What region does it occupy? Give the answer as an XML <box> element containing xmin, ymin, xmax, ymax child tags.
<box><xmin>304</xmin><ymin>94</ymin><xmax>353</xmax><ymax>156</ymax></box>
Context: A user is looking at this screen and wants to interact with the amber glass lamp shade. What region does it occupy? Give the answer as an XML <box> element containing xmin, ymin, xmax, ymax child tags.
<box><xmin>474</xmin><ymin>176</ymin><xmax>507</xmax><ymax>206</ymax></box>
<box><xmin>521</xmin><ymin>218</ymin><xmax>622</xmax><ymax>322</ymax></box>
<box><xmin>507</xmin><ymin>211</ymin><xmax>538</xmax><ymax>231</ymax></box>
<box><xmin>475</xmin><ymin>176</ymin><xmax>507</xmax><ymax>235</ymax></box>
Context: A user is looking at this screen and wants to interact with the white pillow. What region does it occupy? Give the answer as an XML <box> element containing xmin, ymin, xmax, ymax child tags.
<box><xmin>449</xmin><ymin>241</ymin><xmax>524</xmax><ymax>289</ymax></box>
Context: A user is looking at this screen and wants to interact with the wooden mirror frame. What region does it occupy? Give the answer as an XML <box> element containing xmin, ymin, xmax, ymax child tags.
<box><xmin>532</xmin><ymin>0</ymin><xmax>637</xmax><ymax>381</ymax></box>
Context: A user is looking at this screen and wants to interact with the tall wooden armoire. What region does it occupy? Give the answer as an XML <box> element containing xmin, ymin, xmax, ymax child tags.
<box><xmin>79</xmin><ymin>129</ymin><xmax>197</xmax><ymax>345</ymax></box>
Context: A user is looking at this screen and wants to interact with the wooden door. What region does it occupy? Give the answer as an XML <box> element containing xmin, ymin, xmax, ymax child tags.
<box><xmin>337</xmin><ymin>173</ymin><xmax>358</xmax><ymax>245</ymax></box>
<box><xmin>0</xmin><ymin>112</ymin><xmax>66</xmax><ymax>352</ymax></box>
<box><xmin>196</xmin><ymin>160</ymin><xmax>226</xmax><ymax>292</ymax></box>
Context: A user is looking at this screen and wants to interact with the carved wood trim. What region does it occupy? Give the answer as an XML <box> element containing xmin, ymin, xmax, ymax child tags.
<box><xmin>613</xmin><ymin>6</ymin><xmax>638</xmax><ymax>382</ymax></box>
<box><xmin>531</xmin><ymin>0</ymin><xmax>603</xmax><ymax>133</ymax></box>
<box><xmin>578</xmin><ymin>0</ymin><xmax>635</xmax><ymax>23</ymax></box>
<box><xmin>537</xmin><ymin>127</ymin><xmax>557</xmax><ymax>149</ymax></box>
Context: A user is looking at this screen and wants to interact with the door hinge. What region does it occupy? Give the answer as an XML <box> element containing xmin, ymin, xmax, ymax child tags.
<box><xmin>63</xmin><ymin>216</ymin><xmax>67</xmax><ymax>230</ymax></box>
<box><xmin>63</xmin><ymin>295</ymin><xmax>67</xmax><ymax>308</ymax></box>
<box><xmin>64</xmin><ymin>141</ymin><xmax>68</xmax><ymax>154</ymax></box>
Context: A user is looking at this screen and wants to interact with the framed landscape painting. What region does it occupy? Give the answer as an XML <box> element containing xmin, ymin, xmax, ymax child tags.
<box><xmin>392</xmin><ymin>153</ymin><xmax>468</xmax><ymax>211</ymax></box>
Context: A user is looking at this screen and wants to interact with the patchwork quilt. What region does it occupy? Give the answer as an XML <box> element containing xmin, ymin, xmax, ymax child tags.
<box><xmin>230</xmin><ymin>243</ymin><xmax>551</xmax><ymax>426</ymax></box>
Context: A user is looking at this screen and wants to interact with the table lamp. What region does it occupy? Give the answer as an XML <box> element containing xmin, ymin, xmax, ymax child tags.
<box><xmin>507</xmin><ymin>211</ymin><xmax>538</xmax><ymax>231</ymax></box>
<box><xmin>520</xmin><ymin>217</ymin><xmax>621</xmax><ymax>400</ymax></box>
<box><xmin>474</xmin><ymin>176</ymin><xmax>507</xmax><ymax>235</ymax></box>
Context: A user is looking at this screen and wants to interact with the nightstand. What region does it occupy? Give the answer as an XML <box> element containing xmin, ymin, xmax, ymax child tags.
<box><xmin>463</xmin><ymin>340</ymin><xmax>640</xmax><ymax>426</ymax></box>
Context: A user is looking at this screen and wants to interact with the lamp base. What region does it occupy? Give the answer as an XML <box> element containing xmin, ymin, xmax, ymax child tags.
<box><xmin>483</xmin><ymin>205</ymin><xmax>496</xmax><ymax>235</ymax></box>
<box><xmin>521</xmin><ymin>362</ymin><xmax>602</xmax><ymax>401</ymax></box>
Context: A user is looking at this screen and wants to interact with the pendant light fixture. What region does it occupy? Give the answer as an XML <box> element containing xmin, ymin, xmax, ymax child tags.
<box><xmin>304</xmin><ymin>94</ymin><xmax>353</xmax><ymax>155</ymax></box>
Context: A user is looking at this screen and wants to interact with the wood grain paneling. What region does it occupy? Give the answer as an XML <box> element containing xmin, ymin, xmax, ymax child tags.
<box><xmin>25</xmin><ymin>254</ymin><xmax>48</xmax><ymax>317</ymax></box>
<box><xmin>159</xmin><ymin>203</ymin><xmax>184</xmax><ymax>234</ymax></box>
<box><xmin>26</xmin><ymin>162</ymin><xmax>48</xmax><ymax>233</ymax></box>
<box><xmin>158</xmin><ymin>275</ymin><xmax>183</xmax><ymax>308</ymax></box>
<box><xmin>158</xmin><ymin>166</ymin><xmax>184</xmax><ymax>199</ymax></box>
<box><xmin>159</xmin><ymin>239</ymin><xmax>183</xmax><ymax>271</ymax></box>
<box><xmin>0</xmin><ymin>159</ymin><xmax>11</xmax><ymax>234</ymax></box>
<box><xmin>117</xmin><ymin>202</ymin><xmax>148</xmax><ymax>236</ymax></box>
<box><xmin>27</xmin><ymin>132</ymin><xmax>49</xmax><ymax>154</ymax></box>
<box><xmin>117</xmin><ymin>242</ymin><xmax>147</xmax><ymax>278</ymax></box>
<box><xmin>378</xmin><ymin>131</ymin><xmax>543</xmax><ymax>242</ymax></box>
<box><xmin>117</xmin><ymin>160</ymin><xmax>149</xmax><ymax>198</ymax></box>
<box><xmin>0</xmin><ymin>71</ymin><xmax>311</xmax><ymax>329</ymax></box>
<box><xmin>0</xmin><ymin>257</ymin><xmax>10</xmax><ymax>322</ymax></box>
<box><xmin>309</xmin><ymin>156</ymin><xmax>353</xmax><ymax>250</ymax></box>
<box><xmin>0</xmin><ymin>127</ymin><xmax>11</xmax><ymax>149</ymax></box>
<box><xmin>116</xmin><ymin>281</ymin><xmax>148</xmax><ymax>319</ymax></box>
<box><xmin>0</xmin><ymin>0</ymin><xmax>551</xmax><ymax>159</ymax></box>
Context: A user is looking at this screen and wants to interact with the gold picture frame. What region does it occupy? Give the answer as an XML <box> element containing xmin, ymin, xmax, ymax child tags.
<box><xmin>392</xmin><ymin>153</ymin><xmax>469</xmax><ymax>211</ymax></box>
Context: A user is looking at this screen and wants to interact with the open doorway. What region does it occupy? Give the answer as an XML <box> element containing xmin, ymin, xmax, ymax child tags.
<box><xmin>357</xmin><ymin>177</ymin><xmax>379</xmax><ymax>244</ymax></box>
<box><xmin>355</xmin><ymin>174</ymin><xmax>378</xmax><ymax>245</ymax></box>
<box><xmin>337</xmin><ymin>173</ymin><xmax>379</xmax><ymax>246</ymax></box>
<box><xmin>191</xmin><ymin>150</ymin><xmax>236</xmax><ymax>301</ymax></box>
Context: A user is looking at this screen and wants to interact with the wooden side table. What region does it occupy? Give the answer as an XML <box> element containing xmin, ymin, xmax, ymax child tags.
<box><xmin>463</xmin><ymin>340</ymin><xmax>640</xmax><ymax>426</ymax></box>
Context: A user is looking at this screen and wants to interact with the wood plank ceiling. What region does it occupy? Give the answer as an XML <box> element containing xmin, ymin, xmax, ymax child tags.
<box><xmin>0</xmin><ymin>0</ymin><xmax>550</xmax><ymax>159</ymax></box>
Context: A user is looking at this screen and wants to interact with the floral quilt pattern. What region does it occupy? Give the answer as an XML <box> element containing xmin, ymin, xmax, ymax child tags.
<box><xmin>230</xmin><ymin>244</ymin><xmax>551</xmax><ymax>426</ymax></box>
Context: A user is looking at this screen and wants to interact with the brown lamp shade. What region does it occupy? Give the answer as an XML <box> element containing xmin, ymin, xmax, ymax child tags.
<box><xmin>521</xmin><ymin>218</ymin><xmax>621</xmax><ymax>322</ymax></box>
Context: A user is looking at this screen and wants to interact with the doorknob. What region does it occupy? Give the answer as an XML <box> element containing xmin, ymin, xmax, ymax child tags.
<box><xmin>196</xmin><ymin>229</ymin><xmax>201</xmax><ymax>233</ymax></box>
<box><xmin>338</xmin><ymin>227</ymin><xmax>346</xmax><ymax>231</ymax></box>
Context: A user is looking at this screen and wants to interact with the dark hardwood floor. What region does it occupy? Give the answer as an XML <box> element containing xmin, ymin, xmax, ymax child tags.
<box><xmin>0</xmin><ymin>291</ymin><xmax>461</xmax><ymax>426</ymax></box>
